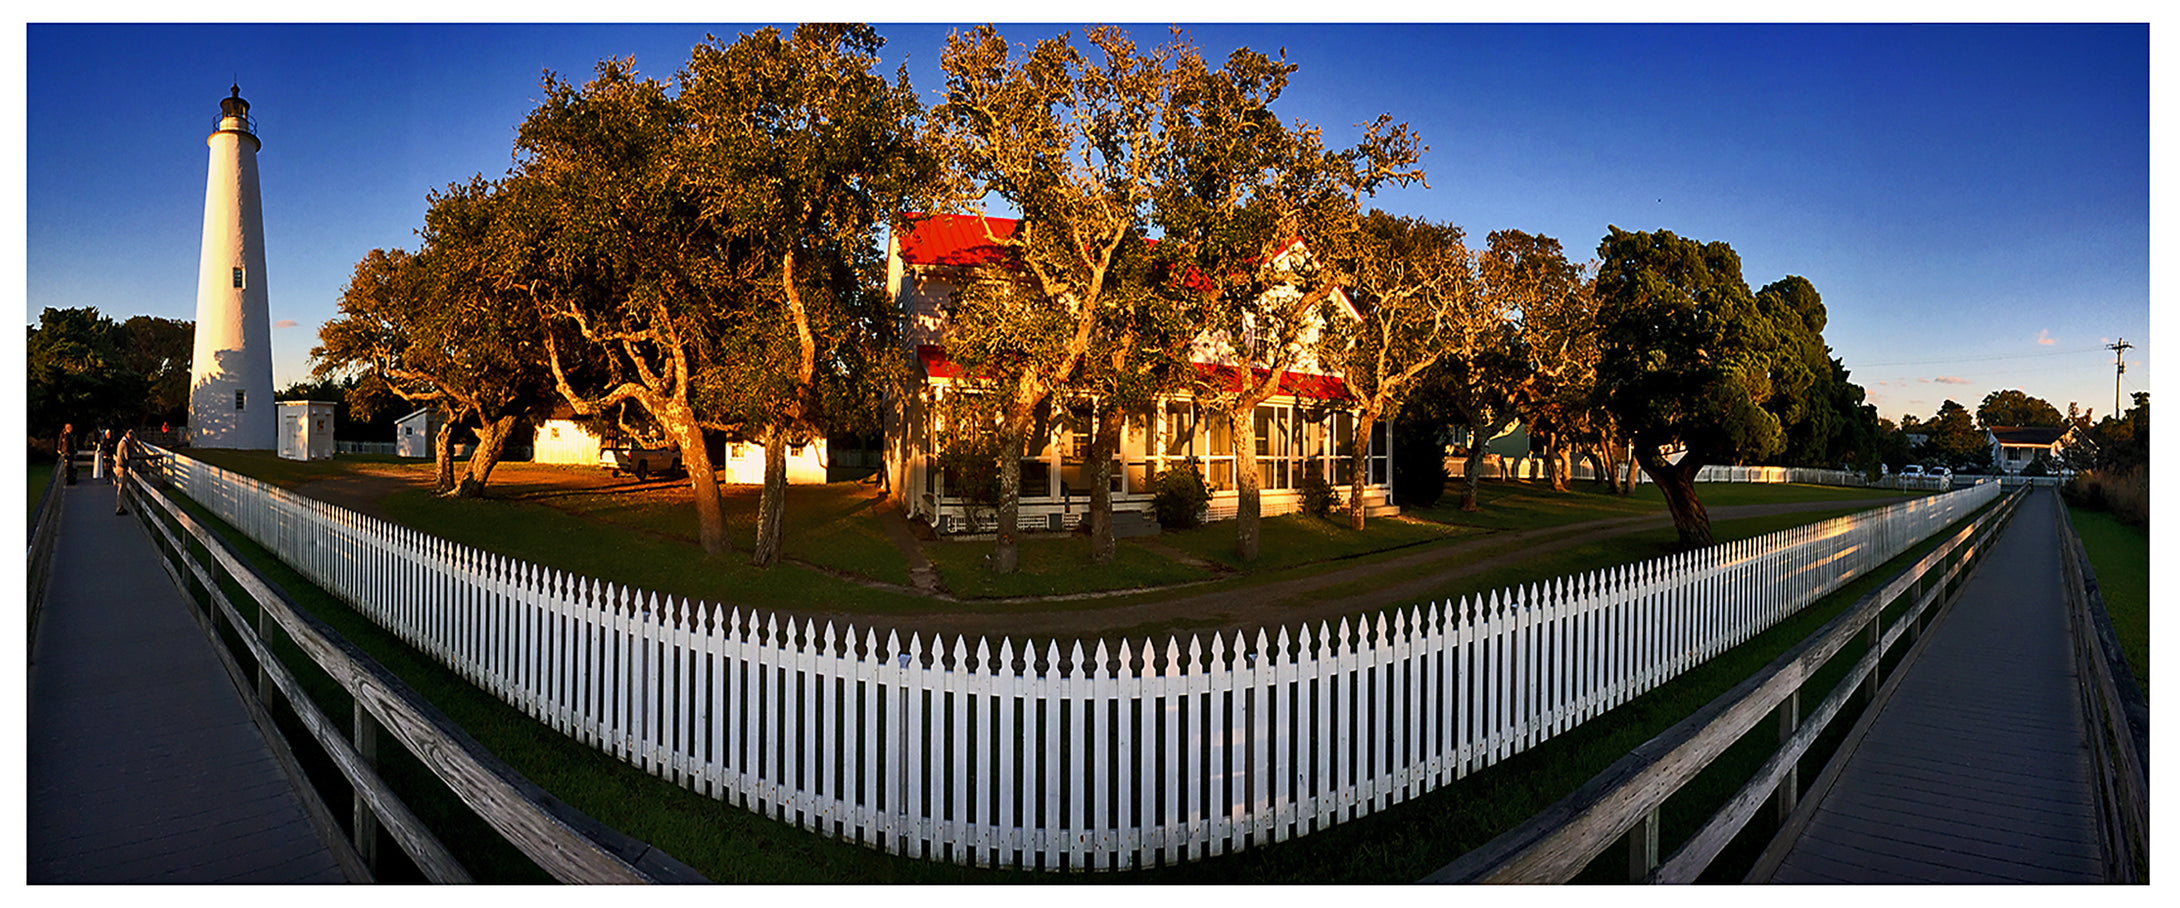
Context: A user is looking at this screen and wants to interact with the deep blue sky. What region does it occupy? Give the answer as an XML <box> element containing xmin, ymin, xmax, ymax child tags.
<box><xmin>22</xmin><ymin>19</ymin><xmax>2153</xmax><ymax>426</ymax></box>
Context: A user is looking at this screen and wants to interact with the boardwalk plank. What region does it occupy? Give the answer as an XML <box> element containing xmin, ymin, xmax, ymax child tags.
<box><xmin>1761</xmin><ymin>490</ymin><xmax>2103</xmax><ymax>884</ymax></box>
<box><xmin>27</xmin><ymin>477</ymin><xmax>354</xmax><ymax>884</ymax></box>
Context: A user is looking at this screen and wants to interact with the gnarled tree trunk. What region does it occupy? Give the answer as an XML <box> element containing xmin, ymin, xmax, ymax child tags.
<box><xmin>993</xmin><ymin>419</ymin><xmax>1026</xmax><ymax>573</ymax></box>
<box><xmin>432</xmin><ymin>418</ymin><xmax>458</xmax><ymax>494</ymax></box>
<box><xmin>1231</xmin><ymin>406</ymin><xmax>1261</xmax><ymax>562</ymax></box>
<box><xmin>1635</xmin><ymin>444</ymin><xmax>1713</xmax><ymax>549</ymax></box>
<box><xmin>1348</xmin><ymin>407</ymin><xmax>1380</xmax><ymax>530</ymax></box>
<box><xmin>751</xmin><ymin>424</ymin><xmax>790</xmax><ymax>566</ymax></box>
<box><xmin>454</xmin><ymin>413</ymin><xmax>521</xmax><ymax>498</ymax></box>
<box><xmin>1087</xmin><ymin>401</ymin><xmax>1122</xmax><ymax>564</ymax></box>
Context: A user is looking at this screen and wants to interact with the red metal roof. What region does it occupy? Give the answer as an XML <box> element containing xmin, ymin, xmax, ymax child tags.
<box><xmin>1192</xmin><ymin>362</ymin><xmax>1353</xmax><ymax>401</ymax></box>
<box><xmin>896</xmin><ymin>213</ymin><xmax>1019</xmax><ymax>267</ymax></box>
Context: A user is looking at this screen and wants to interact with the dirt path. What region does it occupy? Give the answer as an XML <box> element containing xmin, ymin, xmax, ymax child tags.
<box><xmin>291</xmin><ymin>466</ymin><xmax>437</xmax><ymax>520</ymax></box>
<box><xmin>776</xmin><ymin>497</ymin><xmax>1909</xmax><ymax>642</ymax></box>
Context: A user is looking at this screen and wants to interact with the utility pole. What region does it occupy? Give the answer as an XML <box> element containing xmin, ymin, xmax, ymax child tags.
<box><xmin>2107</xmin><ymin>338</ymin><xmax>2133</xmax><ymax>420</ymax></box>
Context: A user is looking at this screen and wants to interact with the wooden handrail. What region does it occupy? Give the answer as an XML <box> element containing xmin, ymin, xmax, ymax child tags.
<box><xmin>27</xmin><ymin>456</ymin><xmax>67</xmax><ymax>644</ymax></box>
<box><xmin>2052</xmin><ymin>498</ymin><xmax>2149</xmax><ymax>882</ymax></box>
<box><xmin>1422</xmin><ymin>486</ymin><xmax>2026</xmax><ymax>884</ymax></box>
<box><xmin>130</xmin><ymin>469</ymin><xmax>706</xmax><ymax>884</ymax></box>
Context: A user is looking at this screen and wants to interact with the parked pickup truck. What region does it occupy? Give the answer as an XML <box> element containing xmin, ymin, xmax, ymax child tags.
<box><xmin>600</xmin><ymin>440</ymin><xmax>681</xmax><ymax>481</ymax></box>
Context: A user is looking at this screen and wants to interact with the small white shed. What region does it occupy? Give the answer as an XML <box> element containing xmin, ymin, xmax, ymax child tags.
<box><xmin>716</xmin><ymin>438</ymin><xmax>830</xmax><ymax>485</ymax></box>
<box><xmin>532</xmin><ymin>414</ymin><xmax>606</xmax><ymax>465</ymax></box>
<box><xmin>395</xmin><ymin>408</ymin><xmax>443</xmax><ymax>459</ymax></box>
<box><xmin>278</xmin><ymin>401</ymin><xmax>337</xmax><ymax>461</ymax></box>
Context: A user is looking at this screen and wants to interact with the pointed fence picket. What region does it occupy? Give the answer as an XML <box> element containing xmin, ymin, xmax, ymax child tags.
<box><xmin>141</xmin><ymin>443</ymin><xmax>1997</xmax><ymax>872</ymax></box>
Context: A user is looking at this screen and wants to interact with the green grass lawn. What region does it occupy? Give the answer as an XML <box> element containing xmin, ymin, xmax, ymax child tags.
<box><xmin>2067</xmin><ymin>505</ymin><xmax>2149</xmax><ymax>696</ymax></box>
<box><xmin>1407</xmin><ymin>478</ymin><xmax>1923</xmax><ymax>533</ymax></box>
<box><xmin>149</xmin><ymin>468</ymin><xmax>1998</xmax><ymax>883</ymax></box>
<box><xmin>1305</xmin><ymin>505</ymin><xmax>1883</xmax><ymax>613</ymax></box>
<box><xmin>181</xmin><ymin>447</ymin><xmax>421</xmax><ymax>488</ymax></box>
<box><xmin>379</xmin><ymin>483</ymin><xmax>932</xmax><ymax>617</ymax></box>
<box><xmin>922</xmin><ymin>534</ymin><xmax>1219</xmax><ymax>598</ymax></box>
<box><xmin>30</xmin><ymin>460</ymin><xmax>56</xmax><ymax>522</ymax></box>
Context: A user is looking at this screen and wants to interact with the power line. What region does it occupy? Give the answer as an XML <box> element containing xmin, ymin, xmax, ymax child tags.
<box><xmin>1856</xmin><ymin>345</ymin><xmax>2111</xmax><ymax>368</ymax></box>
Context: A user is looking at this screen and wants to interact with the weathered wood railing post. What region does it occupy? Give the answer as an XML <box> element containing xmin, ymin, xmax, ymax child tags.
<box><xmin>1774</xmin><ymin>690</ymin><xmax>1799</xmax><ymax>825</ymax></box>
<box><xmin>1859</xmin><ymin>617</ymin><xmax>1882</xmax><ymax>704</ymax></box>
<box><xmin>257</xmin><ymin>606</ymin><xmax>275</xmax><ymax>705</ymax></box>
<box><xmin>353</xmin><ymin>701</ymin><xmax>382</xmax><ymax>873</ymax></box>
<box><xmin>1628</xmin><ymin>808</ymin><xmax>1659</xmax><ymax>881</ymax></box>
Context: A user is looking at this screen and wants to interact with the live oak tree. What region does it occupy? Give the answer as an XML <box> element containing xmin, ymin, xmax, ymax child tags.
<box><xmin>677</xmin><ymin>25</ymin><xmax>933</xmax><ymax>566</ymax></box>
<box><xmin>1593</xmin><ymin>227</ymin><xmax>1819</xmax><ymax>549</ymax></box>
<box><xmin>1975</xmin><ymin>388</ymin><xmax>2065</xmax><ymax>429</ymax></box>
<box><xmin>929</xmin><ymin>24</ymin><xmax>1179</xmax><ymax>571</ymax></box>
<box><xmin>1316</xmin><ymin>211</ymin><xmax>1473</xmax><ymax>529</ymax></box>
<box><xmin>1489</xmin><ymin>229</ymin><xmax>1595</xmax><ymax>493</ymax></box>
<box><xmin>506</xmin><ymin>56</ymin><xmax>748</xmax><ymax>555</ymax></box>
<box><xmin>1918</xmin><ymin>399</ymin><xmax>1989</xmax><ymax>470</ymax></box>
<box><xmin>1154</xmin><ymin>42</ymin><xmax>1424</xmax><ymax>560</ymax></box>
<box><xmin>313</xmin><ymin>177</ymin><xmax>556</xmax><ymax>498</ymax></box>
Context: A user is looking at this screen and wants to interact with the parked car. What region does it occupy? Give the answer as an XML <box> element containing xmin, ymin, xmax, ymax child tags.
<box><xmin>1899</xmin><ymin>464</ymin><xmax>1925</xmax><ymax>478</ymax></box>
<box><xmin>1930</xmin><ymin>466</ymin><xmax>1952</xmax><ymax>483</ymax></box>
<box><xmin>600</xmin><ymin>438</ymin><xmax>682</xmax><ymax>481</ymax></box>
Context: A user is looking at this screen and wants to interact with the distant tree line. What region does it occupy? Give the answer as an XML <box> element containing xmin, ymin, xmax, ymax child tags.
<box><xmin>27</xmin><ymin>307</ymin><xmax>191</xmax><ymax>453</ymax></box>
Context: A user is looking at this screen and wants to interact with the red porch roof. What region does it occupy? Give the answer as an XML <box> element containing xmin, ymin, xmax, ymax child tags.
<box><xmin>916</xmin><ymin>344</ymin><xmax>1351</xmax><ymax>402</ymax></box>
<box><xmin>896</xmin><ymin>213</ymin><xmax>1019</xmax><ymax>267</ymax></box>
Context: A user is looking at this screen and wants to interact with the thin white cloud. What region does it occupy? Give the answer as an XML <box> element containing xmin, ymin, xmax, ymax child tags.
<box><xmin>1934</xmin><ymin>376</ymin><xmax>1969</xmax><ymax>384</ymax></box>
<box><xmin>274</xmin><ymin>319</ymin><xmax>298</xmax><ymax>328</ymax></box>
<box><xmin>2036</xmin><ymin>329</ymin><xmax>2056</xmax><ymax>346</ymax></box>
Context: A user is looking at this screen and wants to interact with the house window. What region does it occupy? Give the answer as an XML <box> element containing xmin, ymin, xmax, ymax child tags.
<box><xmin>234</xmin><ymin>389</ymin><xmax>246</xmax><ymax>411</ymax></box>
<box><xmin>550</xmin><ymin>426</ymin><xmax>561</xmax><ymax>439</ymax></box>
<box><xmin>233</xmin><ymin>266</ymin><xmax>245</xmax><ymax>289</ymax></box>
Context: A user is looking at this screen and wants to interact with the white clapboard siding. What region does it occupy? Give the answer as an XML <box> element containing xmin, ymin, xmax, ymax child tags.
<box><xmin>143</xmin><ymin>444</ymin><xmax>1997</xmax><ymax>872</ymax></box>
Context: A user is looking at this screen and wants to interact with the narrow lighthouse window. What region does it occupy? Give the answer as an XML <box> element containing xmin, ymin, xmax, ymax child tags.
<box><xmin>233</xmin><ymin>266</ymin><xmax>245</xmax><ymax>289</ymax></box>
<box><xmin>235</xmin><ymin>390</ymin><xmax>246</xmax><ymax>411</ymax></box>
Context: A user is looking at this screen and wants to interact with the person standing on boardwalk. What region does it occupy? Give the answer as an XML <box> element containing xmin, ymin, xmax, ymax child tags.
<box><xmin>113</xmin><ymin>431</ymin><xmax>134</xmax><ymax>516</ymax></box>
<box><xmin>59</xmin><ymin>423</ymin><xmax>76</xmax><ymax>485</ymax></box>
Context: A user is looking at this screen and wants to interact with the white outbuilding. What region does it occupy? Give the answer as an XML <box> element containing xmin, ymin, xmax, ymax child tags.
<box><xmin>277</xmin><ymin>400</ymin><xmax>336</xmax><ymax>461</ymax></box>
<box><xmin>395</xmin><ymin>408</ymin><xmax>443</xmax><ymax>459</ymax></box>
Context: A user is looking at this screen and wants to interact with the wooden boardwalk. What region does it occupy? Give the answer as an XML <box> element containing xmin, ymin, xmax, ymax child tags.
<box><xmin>27</xmin><ymin>473</ymin><xmax>357</xmax><ymax>884</ymax></box>
<box><xmin>1756</xmin><ymin>489</ymin><xmax>2104</xmax><ymax>883</ymax></box>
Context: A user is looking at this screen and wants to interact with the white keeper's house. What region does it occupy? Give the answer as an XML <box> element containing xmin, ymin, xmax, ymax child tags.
<box><xmin>1985</xmin><ymin>424</ymin><xmax>2085</xmax><ymax>474</ymax></box>
<box><xmin>881</xmin><ymin>213</ymin><xmax>1394</xmax><ymax>535</ymax></box>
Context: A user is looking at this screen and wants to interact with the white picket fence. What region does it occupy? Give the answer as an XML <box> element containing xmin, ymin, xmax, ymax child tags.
<box><xmin>142</xmin><ymin>445</ymin><xmax>1997</xmax><ymax>871</ymax></box>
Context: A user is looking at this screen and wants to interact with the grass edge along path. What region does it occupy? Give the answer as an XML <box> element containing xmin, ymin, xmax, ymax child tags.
<box><xmin>148</xmin><ymin>469</ymin><xmax>1991</xmax><ymax>883</ymax></box>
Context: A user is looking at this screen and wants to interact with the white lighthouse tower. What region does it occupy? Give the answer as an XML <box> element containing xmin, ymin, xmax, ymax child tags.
<box><xmin>188</xmin><ymin>84</ymin><xmax>277</xmax><ymax>449</ymax></box>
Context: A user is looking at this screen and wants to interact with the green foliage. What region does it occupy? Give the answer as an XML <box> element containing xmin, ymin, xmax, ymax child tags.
<box><xmin>1917</xmin><ymin>399</ymin><xmax>1991</xmax><ymax>470</ymax></box>
<box><xmin>1976</xmin><ymin>388</ymin><xmax>2065</xmax><ymax>429</ymax></box>
<box><xmin>1594</xmin><ymin>230</ymin><xmax>1818</xmax><ymax>469</ymax></box>
<box><xmin>1152</xmin><ymin>461</ymin><xmax>1211</xmax><ymax>529</ymax></box>
<box><xmin>26</xmin><ymin>307</ymin><xmax>192</xmax><ymax>440</ymax></box>
<box><xmin>1296</xmin><ymin>462</ymin><xmax>1342</xmax><ymax>518</ymax></box>
<box><xmin>2083</xmin><ymin>391</ymin><xmax>2150</xmax><ymax>473</ymax></box>
<box><xmin>934</xmin><ymin>434</ymin><xmax>1003</xmax><ymax>515</ymax></box>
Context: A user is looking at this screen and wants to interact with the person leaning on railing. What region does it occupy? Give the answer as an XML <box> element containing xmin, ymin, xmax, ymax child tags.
<box><xmin>113</xmin><ymin>430</ymin><xmax>134</xmax><ymax>516</ymax></box>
